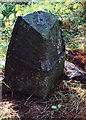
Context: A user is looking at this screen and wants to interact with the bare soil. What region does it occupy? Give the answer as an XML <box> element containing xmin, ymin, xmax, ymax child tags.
<box><xmin>0</xmin><ymin>50</ymin><xmax>86</xmax><ymax>120</ymax></box>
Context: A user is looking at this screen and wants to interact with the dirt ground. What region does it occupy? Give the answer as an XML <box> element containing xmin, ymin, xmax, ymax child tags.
<box><xmin>0</xmin><ymin>48</ymin><xmax>86</xmax><ymax>120</ymax></box>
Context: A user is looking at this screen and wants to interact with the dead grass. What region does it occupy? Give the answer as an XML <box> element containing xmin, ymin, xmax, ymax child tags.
<box><xmin>0</xmin><ymin>78</ymin><xmax>86</xmax><ymax>120</ymax></box>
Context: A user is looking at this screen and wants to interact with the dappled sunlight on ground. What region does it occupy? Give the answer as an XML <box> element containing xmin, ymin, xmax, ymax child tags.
<box><xmin>0</xmin><ymin>76</ymin><xmax>86</xmax><ymax>119</ymax></box>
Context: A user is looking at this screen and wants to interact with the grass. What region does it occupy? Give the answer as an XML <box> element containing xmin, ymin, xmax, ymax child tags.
<box><xmin>0</xmin><ymin>2</ymin><xmax>86</xmax><ymax>119</ymax></box>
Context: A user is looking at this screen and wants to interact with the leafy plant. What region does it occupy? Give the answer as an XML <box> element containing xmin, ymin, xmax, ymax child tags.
<box><xmin>0</xmin><ymin>1</ymin><xmax>85</xmax><ymax>69</ymax></box>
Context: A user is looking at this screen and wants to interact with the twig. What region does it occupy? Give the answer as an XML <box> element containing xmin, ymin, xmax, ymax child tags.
<box><xmin>2</xmin><ymin>81</ymin><xmax>13</xmax><ymax>98</ymax></box>
<box><xmin>24</xmin><ymin>93</ymin><xmax>34</xmax><ymax>105</ymax></box>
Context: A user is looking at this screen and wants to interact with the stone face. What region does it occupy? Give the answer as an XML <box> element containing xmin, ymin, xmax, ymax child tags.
<box><xmin>3</xmin><ymin>11</ymin><xmax>65</xmax><ymax>98</ymax></box>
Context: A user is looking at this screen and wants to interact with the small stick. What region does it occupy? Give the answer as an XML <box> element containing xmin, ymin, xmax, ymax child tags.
<box><xmin>24</xmin><ymin>93</ymin><xmax>34</xmax><ymax>105</ymax></box>
<box><xmin>2</xmin><ymin>81</ymin><xmax>13</xmax><ymax>98</ymax></box>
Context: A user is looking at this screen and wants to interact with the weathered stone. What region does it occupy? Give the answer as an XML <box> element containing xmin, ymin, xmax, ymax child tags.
<box><xmin>3</xmin><ymin>11</ymin><xmax>65</xmax><ymax>98</ymax></box>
